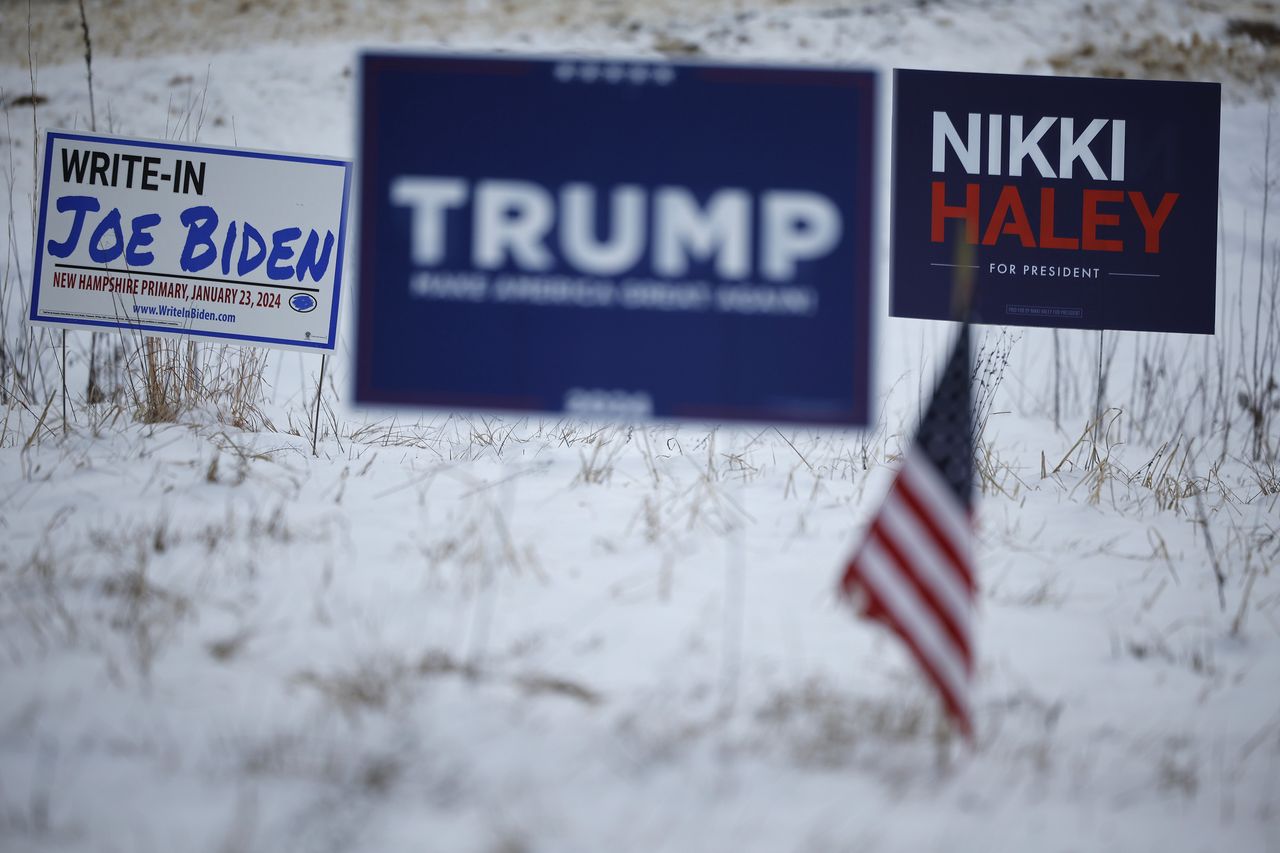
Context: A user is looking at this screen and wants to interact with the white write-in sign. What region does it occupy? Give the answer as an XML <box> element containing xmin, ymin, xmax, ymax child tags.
<box><xmin>30</xmin><ymin>130</ymin><xmax>352</xmax><ymax>351</ymax></box>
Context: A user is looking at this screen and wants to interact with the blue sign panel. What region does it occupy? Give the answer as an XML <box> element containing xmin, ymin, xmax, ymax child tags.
<box><xmin>891</xmin><ymin>69</ymin><xmax>1220</xmax><ymax>334</ymax></box>
<box><xmin>356</xmin><ymin>53</ymin><xmax>876</xmax><ymax>425</ymax></box>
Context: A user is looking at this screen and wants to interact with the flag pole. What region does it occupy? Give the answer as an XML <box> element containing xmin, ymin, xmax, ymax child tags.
<box><xmin>945</xmin><ymin>230</ymin><xmax>975</xmax><ymax>754</ymax></box>
<box><xmin>949</xmin><ymin>228</ymin><xmax>977</xmax><ymax>325</ymax></box>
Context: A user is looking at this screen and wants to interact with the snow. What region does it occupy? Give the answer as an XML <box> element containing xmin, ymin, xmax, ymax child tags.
<box><xmin>2</xmin><ymin>1</ymin><xmax>1279</xmax><ymax>851</ymax></box>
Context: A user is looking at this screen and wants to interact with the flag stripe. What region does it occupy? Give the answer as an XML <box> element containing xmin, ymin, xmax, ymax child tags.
<box><xmin>852</xmin><ymin>537</ymin><xmax>971</xmax><ymax>726</ymax></box>
<box><xmin>868</xmin><ymin>517</ymin><xmax>972</xmax><ymax>669</ymax></box>
<box><xmin>855</xmin><ymin>537</ymin><xmax>969</xmax><ymax>707</ymax></box>
<box><xmin>900</xmin><ymin>454</ymin><xmax>974</xmax><ymax>589</ymax></box>
<box><xmin>849</xmin><ymin>570</ymin><xmax>971</xmax><ymax>731</ymax></box>
<box><xmin>903</xmin><ymin>453</ymin><xmax>971</xmax><ymax>556</ymax></box>
<box><xmin>878</xmin><ymin>489</ymin><xmax>973</xmax><ymax>640</ymax></box>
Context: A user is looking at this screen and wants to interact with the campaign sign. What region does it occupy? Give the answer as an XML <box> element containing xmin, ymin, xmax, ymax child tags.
<box><xmin>891</xmin><ymin>69</ymin><xmax>1220</xmax><ymax>334</ymax></box>
<box><xmin>31</xmin><ymin>131</ymin><xmax>352</xmax><ymax>351</ymax></box>
<box><xmin>356</xmin><ymin>53</ymin><xmax>875</xmax><ymax>425</ymax></box>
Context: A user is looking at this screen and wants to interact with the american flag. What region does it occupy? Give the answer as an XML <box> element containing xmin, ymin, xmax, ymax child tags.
<box><xmin>838</xmin><ymin>324</ymin><xmax>976</xmax><ymax>737</ymax></box>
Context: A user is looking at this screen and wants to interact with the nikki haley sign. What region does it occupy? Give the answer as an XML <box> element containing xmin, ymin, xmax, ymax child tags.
<box><xmin>891</xmin><ymin>69</ymin><xmax>1220</xmax><ymax>334</ymax></box>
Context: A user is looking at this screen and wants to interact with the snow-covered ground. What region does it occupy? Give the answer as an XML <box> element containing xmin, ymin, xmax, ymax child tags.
<box><xmin>1</xmin><ymin>1</ymin><xmax>1278</xmax><ymax>851</ymax></box>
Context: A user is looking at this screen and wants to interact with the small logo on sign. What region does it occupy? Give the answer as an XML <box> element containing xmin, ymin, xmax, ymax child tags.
<box><xmin>289</xmin><ymin>293</ymin><xmax>317</xmax><ymax>313</ymax></box>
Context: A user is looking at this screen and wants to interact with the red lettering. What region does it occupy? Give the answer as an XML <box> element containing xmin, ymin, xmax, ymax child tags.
<box><xmin>1128</xmin><ymin>191</ymin><xmax>1178</xmax><ymax>253</ymax></box>
<box><xmin>1038</xmin><ymin>188</ymin><xmax>1079</xmax><ymax>250</ymax></box>
<box><xmin>930</xmin><ymin>183</ymin><xmax>1172</xmax><ymax>255</ymax></box>
<box><xmin>931</xmin><ymin>181</ymin><xmax>980</xmax><ymax>244</ymax></box>
<box><xmin>1082</xmin><ymin>189</ymin><xmax>1124</xmax><ymax>252</ymax></box>
<box><xmin>982</xmin><ymin>185</ymin><xmax>1035</xmax><ymax>248</ymax></box>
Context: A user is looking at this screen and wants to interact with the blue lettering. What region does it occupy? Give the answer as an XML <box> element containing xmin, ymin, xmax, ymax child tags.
<box><xmin>88</xmin><ymin>207</ymin><xmax>124</xmax><ymax>264</ymax></box>
<box><xmin>180</xmin><ymin>205</ymin><xmax>218</xmax><ymax>272</ymax></box>
<box><xmin>125</xmin><ymin>213</ymin><xmax>161</xmax><ymax>266</ymax></box>
<box><xmin>295</xmin><ymin>230</ymin><xmax>335</xmax><ymax>282</ymax></box>
<box><xmin>220</xmin><ymin>220</ymin><xmax>238</xmax><ymax>276</ymax></box>
<box><xmin>237</xmin><ymin>222</ymin><xmax>266</xmax><ymax>275</ymax></box>
<box><xmin>47</xmin><ymin>195</ymin><xmax>101</xmax><ymax>258</ymax></box>
<box><xmin>267</xmin><ymin>227</ymin><xmax>301</xmax><ymax>280</ymax></box>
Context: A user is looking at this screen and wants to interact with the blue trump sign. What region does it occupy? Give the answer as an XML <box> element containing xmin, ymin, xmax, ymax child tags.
<box><xmin>355</xmin><ymin>53</ymin><xmax>876</xmax><ymax>425</ymax></box>
<box><xmin>891</xmin><ymin>69</ymin><xmax>1220</xmax><ymax>334</ymax></box>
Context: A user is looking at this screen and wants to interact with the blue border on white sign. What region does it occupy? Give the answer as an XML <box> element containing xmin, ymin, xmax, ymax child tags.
<box><xmin>31</xmin><ymin>130</ymin><xmax>352</xmax><ymax>352</ymax></box>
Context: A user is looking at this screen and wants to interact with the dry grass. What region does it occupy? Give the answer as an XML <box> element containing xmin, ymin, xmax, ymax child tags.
<box><xmin>1049</xmin><ymin>23</ymin><xmax>1280</xmax><ymax>100</ymax></box>
<box><xmin>0</xmin><ymin>0</ymin><xmax>832</xmax><ymax>67</ymax></box>
<box><xmin>293</xmin><ymin>648</ymin><xmax>600</xmax><ymax>724</ymax></box>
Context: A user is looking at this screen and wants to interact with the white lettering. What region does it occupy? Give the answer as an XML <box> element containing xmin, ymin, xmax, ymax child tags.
<box><xmin>1008</xmin><ymin>115</ymin><xmax>1057</xmax><ymax>178</ymax></box>
<box><xmin>1111</xmin><ymin>119</ymin><xmax>1126</xmax><ymax>181</ymax></box>
<box><xmin>1058</xmin><ymin>117</ymin><xmax>1109</xmax><ymax>180</ymax></box>
<box><xmin>653</xmin><ymin>187</ymin><xmax>750</xmax><ymax>280</ymax></box>
<box><xmin>931</xmin><ymin>111</ymin><xmax>977</xmax><ymax>174</ymax></box>
<box><xmin>560</xmin><ymin>184</ymin><xmax>645</xmax><ymax>276</ymax></box>
<box><xmin>391</xmin><ymin>177</ymin><xmax>468</xmax><ymax>265</ymax></box>
<box><xmin>987</xmin><ymin>114</ymin><xmax>1002</xmax><ymax>176</ymax></box>
<box><xmin>761</xmin><ymin>191</ymin><xmax>842</xmax><ymax>281</ymax></box>
<box><xmin>932</xmin><ymin>111</ymin><xmax>981</xmax><ymax>175</ymax></box>
<box><xmin>392</xmin><ymin>178</ymin><xmax>844</xmax><ymax>280</ymax></box>
<box><xmin>475</xmin><ymin>180</ymin><xmax>555</xmax><ymax>270</ymax></box>
<box><xmin>929</xmin><ymin>115</ymin><xmax>1126</xmax><ymax>182</ymax></box>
